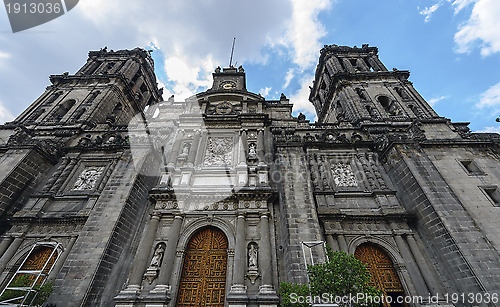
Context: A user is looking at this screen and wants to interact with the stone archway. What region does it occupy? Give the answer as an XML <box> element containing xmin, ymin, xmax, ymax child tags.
<box><xmin>176</xmin><ymin>227</ymin><xmax>228</xmax><ymax>307</ymax></box>
<box><xmin>354</xmin><ymin>242</ymin><xmax>407</xmax><ymax>307</ymax></box>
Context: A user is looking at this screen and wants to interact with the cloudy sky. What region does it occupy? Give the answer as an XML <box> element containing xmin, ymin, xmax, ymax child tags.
<box><xmin>0</xmin><ymin>0</ymin><xmax>500</xmax><ymax>132</ymax></box>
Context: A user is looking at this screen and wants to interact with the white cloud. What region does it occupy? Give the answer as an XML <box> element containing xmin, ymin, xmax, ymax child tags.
<box><xmin>283</xmin><ymin>68</ymin><xmax>295</xmax><ymax>88</ymax></box>
<box><xmin>0</xmin><ymin>51</ymin><xmax>10</xmax><ymax>68</ymax></box>
<box><xmin>0</xmin><ymin>101</ymin><xmax>15</xmax><ymax>124</ymax></box>
<box><xmin>474</xmin><ymin>126</ymin><xmax>500</xmax><ymax>133</ymax></box>
<box><xmin>259</xmin><ymin>87</ymin><xmax>272</xmax><ymax>97</ymax></box>
<box><xmin>283</xmin><ymin>0</ymin><xmax>332</xmax><ymax>70</ymax></box>
<box><xmin>476</xmin><ymin>82</ymin><xmax>500</xmax><ymax>108</ymax></box>
<box><xmin>289</xmin><ymin>74</ymin><xmax>317</xmax><ymax>117</ymax></box>
<box><xmin>420</xmin><ymin>3</ymin><xmax>442</xmax><ymax>22</ymax></box>
<box><xmin>454</xmin><ymin>0</ymin><xmax>500</xmax><ymax>55</ymax></box>
<box><xmin>427</xmin><ymin>96</ymin><xmax>447</xmax><ymax>106</ymax></box>
<box><xmin>450</xmin><ymin>0</ymin><xmax>477</xmax><ymax>13</ymax></box>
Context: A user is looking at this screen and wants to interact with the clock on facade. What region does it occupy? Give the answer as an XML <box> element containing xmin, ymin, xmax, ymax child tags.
<box><xmin>215</xmin><ymin>102</ymin><xmax>233</xmax><ymax>115</ymax></box>
<box><xmin>220</xmin><ymin>81</ymin><xmax>236</xmax><ymax>90</ymax></box>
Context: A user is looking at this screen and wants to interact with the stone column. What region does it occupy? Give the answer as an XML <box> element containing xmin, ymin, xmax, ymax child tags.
<box><xmin>337</xmin><ymin>234</ymin><xmax>348</xmax><ymax>252</ymax></box>
<box><xmin>124</xmin><ymin>214</ymin><xmax>161</xmax><ymax>293</ymax></box>
<box><xmin>393</xmin><ymin>234</ymin><xmax>425</xmax><ymax>296</ymax></box>
<box><xmin>231</xmin><ymin>214</ymin><xmax>247</xmax><ymax>293</ymax></box>
<box><xmin>257</xmin><ymin>129</ymin><xmax>265</xmax><ymax>164</ymax></box>
<box><xmin>0</xmin><ymin>236</ymin><xmax>13</xmax><ymax>258</ymax></box>
<box><xmin>406</xmin><ymin>234</ymin><xmax>442</xmax><ymax>295</ymax></box>
<box><xmin>326</xmin><ymin>234</ymin><xmax>340</xmax><ymax>252</ymax></box>
<box><xmin>331</xmin><ymin>57</ymin><xmax>344</xmax><ymax>73</ymax></box>
<box><xmin>0</xmin><ymin>236</ymin><xmax>23</xmax><ymax>273</ymax></box>
<box><xmin>258</xmin><ymin>213</ymin><xmax>275</xmax><ymax>294</ymax></box>
<box><xmin>357</xmin><ymin>58</ymin><xmax>370</xmax><ymax>72</ymax></box>
<box><xmin>48</xmin><ymin>236</ymin><xmax>77</xmax><ymax>281</ymax></box>
<box><xmin>50</xmin><ymin>158</ymin><xmax>77</xmax><ymax>194</ymax></box>
<box><xmin>239</xmin><ymin>131</ymin><xmax>247</xmax><ymax>165</ymax></box>
<box><xmin>187</xmin><ymin>130</ymin><xmax>201</xmax><ymax>167</ymax></box>
<box><xmin>154</xmin><ymin>215</ymin><xmax>183</xmax><ymax>293</ymax></box>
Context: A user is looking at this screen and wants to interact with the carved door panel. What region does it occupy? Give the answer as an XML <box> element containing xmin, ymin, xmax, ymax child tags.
<box><xmin>177</xmin><ymin>227</ymin><xmax>228</xmax><ymax>307</ymax></box>
<box><xmin>355</xmin><ymin>243</ymin><xmax>407</xmax><ymax>307</ymax></box>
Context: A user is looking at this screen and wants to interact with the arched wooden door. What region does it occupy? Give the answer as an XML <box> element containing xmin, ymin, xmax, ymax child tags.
<box><xmin>355</xmin><ymin>243</ymin><xmax>407</xmax><ymax>307</ymax></box>
<box><xmin>176</xmin><ymin>227</ymin><xmax>228</xmax><ymax>307</ymax></box>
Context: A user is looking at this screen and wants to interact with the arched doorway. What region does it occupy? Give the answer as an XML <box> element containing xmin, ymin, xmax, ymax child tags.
<box><xmin>354</xmin><ymin>243</ymin><xmax>407</xmax><ymax>307</ymax></box>
<box><xmin>176</xmin><ymin>227</ymin><xmax>228</xmax><ymax>307</ymax></box>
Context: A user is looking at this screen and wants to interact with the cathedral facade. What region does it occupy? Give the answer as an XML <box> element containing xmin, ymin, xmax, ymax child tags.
<box><xmin>0</xmin><ymin>44</ymin><xmax>499</xmax><ymax>306</ymax></box>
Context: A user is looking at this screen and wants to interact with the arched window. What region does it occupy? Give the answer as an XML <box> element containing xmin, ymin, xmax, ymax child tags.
<box><xmin>355</xmin><ymin>243</ymin><xmax>407</xmax><ymax>306</ymax></box>
<box><xmin>377</xmin><ymin>96</ymin><xmax>400</xmax><ymax>116</ymax></box>
<box><xmin>52</xmin><ymin>99</ymin><xmax>76</xmax><ymax>121</ymax></box>
<box><xmin>0</xmin><ymin>243</ymin><xmax>60</xmax><ymax>305</ymax></box>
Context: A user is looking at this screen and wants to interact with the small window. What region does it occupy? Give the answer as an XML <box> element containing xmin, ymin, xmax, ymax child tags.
<box><xmin>480</xmin><ymin>186</ymin><xmax>500</xmax><ymax>206</ymax></box>
<box><xmin>459</xmin><ymin>160</ymin><xmax>483</xmax><ymax>175</ymax></box>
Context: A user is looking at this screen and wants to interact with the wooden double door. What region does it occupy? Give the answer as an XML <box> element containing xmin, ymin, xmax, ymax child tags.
<box><xmin>355</xmin><ymin>243</ymin><xmax>407</xmax><ymax>307</ymax></box>
<box><xmin>176</xmin><ymin>227</ymin><xmax>228</xmax><ymax>307</ymax></box>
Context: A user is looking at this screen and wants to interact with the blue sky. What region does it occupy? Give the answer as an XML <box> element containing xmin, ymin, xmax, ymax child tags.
<box><xmin>1</xmin><ymin>0</ymin><xmax>499</xmax><ymax>132</ymax></box>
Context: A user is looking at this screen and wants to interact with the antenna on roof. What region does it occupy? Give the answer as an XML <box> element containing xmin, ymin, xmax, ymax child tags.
<box><xmin>229</xmin><ymin>37</ymin><xmax>236</xmax><ymax>67</ymax></box>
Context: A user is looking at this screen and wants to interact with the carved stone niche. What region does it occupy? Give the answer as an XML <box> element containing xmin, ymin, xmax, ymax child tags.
<box><xmin>144</xmin><ymin>242</ymin><xmax>166</xmax><ymax>284</ymax></box>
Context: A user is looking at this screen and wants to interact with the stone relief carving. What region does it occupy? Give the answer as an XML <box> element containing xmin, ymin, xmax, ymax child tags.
<box><xmin>331</xmin><ymin>163</ymin><xmax>358</xmax><ymax>187</ymax></box>
<box><xmin>72</xmin><ymin>166</ymin><xmax>105</xmax><ymax>190</ymax></box>
<box><xmin>203</xmin><ymin>137</ymin><xmax>233</xmax><ymax>166</ymax></box>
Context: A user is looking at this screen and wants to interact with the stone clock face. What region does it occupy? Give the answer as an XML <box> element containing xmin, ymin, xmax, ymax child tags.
<box><xmin>215</xmin><ymin>102</ymin><xmax>233</xmax><ymax>115</ymax></box>
<box><xmin>220</xmin><ymin>81</ymin><xmax>236</xmax><ymax>90</ymax></box>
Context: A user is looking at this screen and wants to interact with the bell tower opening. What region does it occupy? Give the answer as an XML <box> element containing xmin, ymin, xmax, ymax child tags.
<box><xmin>176</xmin><ymin>227</ymin><xmax>228</xmax><ymax>307</ymax></box>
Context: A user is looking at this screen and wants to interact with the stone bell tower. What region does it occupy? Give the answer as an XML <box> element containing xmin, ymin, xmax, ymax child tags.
<box><xmin>310</xmin><ymin>44</ymin><xmax>438</xmax><ymax>124</ymax></box>
<box><xmin>0</xmin><ymin>47</ymin><xmax>163</xmax><ymax>307</ymax></box>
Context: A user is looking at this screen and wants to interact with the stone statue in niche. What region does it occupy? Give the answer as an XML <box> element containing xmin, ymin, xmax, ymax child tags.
<box><xmin>331</xmin><ymin>163</ymin><xmax>358</xmax><ymax>187</ymax></box>
<box><xmin>145</xmin><ymin>243</ymin><xmax>166</xmax><ymax>283</ymax></box>
<box><xmin>150</xmin><ymin>244</ymin><xmax>165</xmax><ymax>267</ymax></box>
<box><xmin>248</xmin><ymin>244</ymin><xmax>258</xmax><ymax>269</ymax></box>
<box><xmin>72</xmin><ymin>166</ymin><xmax>105</xmax><ymax>191</ymax></box>
<box><xmin>248</xmin><ymin>143</ymin><xmax>257</xmax><ymax>158</ymax></box>
<box><xmin>177</xmin><ymin>142</ymin><xmax>190</xmax><ymax>164</ymax></box>
<box><xmin>247</xmin><ymin>243</ymin><xmax>259</xmax><ymax>284</ymax></box>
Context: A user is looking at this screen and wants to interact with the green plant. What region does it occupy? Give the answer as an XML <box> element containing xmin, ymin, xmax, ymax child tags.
<box><xmin>31</xmin><ymin>280</ymin><xmax>54</xmax><ymax>306</ymax></box>
<box><xmin>279</xmin><ymin>247</ymin><xmax>383</xmax><ymax>306</ymax></box>
<box><xmin>0</xmin><ymin>274</ymin><xmax>54</xmax><ymax>306</ymax></box>
<box><xmin>279</xmin><ymin>282</ymin><xmax>311</xmax><ymax>307</ymax></box>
